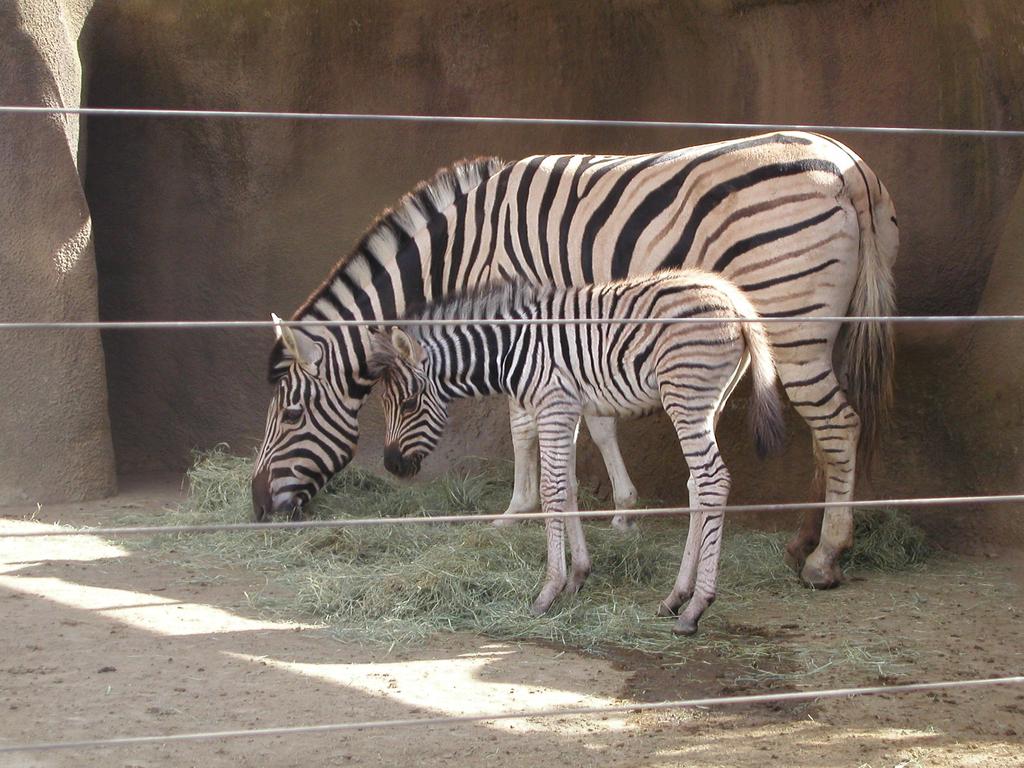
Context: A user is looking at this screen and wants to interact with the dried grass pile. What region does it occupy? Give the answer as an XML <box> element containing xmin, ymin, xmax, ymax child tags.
<box><xmin>126</xmin><ymin>448</ymin><xmax>930</xmax><ymax>675</ymax></box>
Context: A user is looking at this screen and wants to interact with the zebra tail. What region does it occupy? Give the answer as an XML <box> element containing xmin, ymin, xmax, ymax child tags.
<box><xmin>739</xmin><ymin>308</ymin><xmax>786</xmax><ymax>460</ymax></box>
<box><xmin>839</xmin><ymin>185</ymin><xmax>899</xmax><ymax>476</ymax></box>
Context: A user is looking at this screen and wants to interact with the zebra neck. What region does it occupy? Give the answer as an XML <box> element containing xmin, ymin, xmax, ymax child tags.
<box><xmin>295</xmin><ymin>207</ymin><xmax>464</xmax><ymax>396</ymax></box>
<box><xmin>289</xmin><ymin>158</ymin><xmax>509</xmax><ymax>390</ymax></box>
<box><xmin>421</xmin><ymin>325</ymin><xmax>514</xmax><ymax>401</ymax></box>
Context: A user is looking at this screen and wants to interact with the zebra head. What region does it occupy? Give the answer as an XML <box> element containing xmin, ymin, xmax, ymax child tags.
<box><xmin>368</xmin><ymin>327</ymin><xmax>449</xmax><ymax>479</ymax></box>
<box><xmin>251</xmin><ymin>315</ymin><xmax>363</xmax><ymax>521</ymax></box>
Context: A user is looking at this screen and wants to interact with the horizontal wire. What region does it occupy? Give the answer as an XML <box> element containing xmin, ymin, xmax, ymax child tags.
<box><xmin>1</xmin><ymin>675</ymin><xmax>1020</xmax><ymax>754</ymax></box>
<box><xmin>3</xmin><ymin>493</ymin><xmax>1022</xmax><ymax>539</ymax></box>
<box><xmin>3</xmin><ymin>105</ymin><xmax>1024</xmax><ymax>138</ymax></box>
<box><xmin>1</xmin><ymin>315</ymin><xmax>1023</xmax><ymax>330</ymax></box>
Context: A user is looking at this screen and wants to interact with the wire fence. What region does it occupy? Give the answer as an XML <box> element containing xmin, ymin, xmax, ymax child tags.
<box><xmin>1</xmin><ymin>314</ymin><xmax>1024</xmax><ymax>330</ymax></box>
<box><xmin>3</xmin><ymin>102</ymin><xmax>1023</xmax><ymax>756</ymax></box>
<box><xmin>0</xmin><ymin>675</ymin><xmax>1020</xmax><ymax>754</ymax></box>
<box><xmin>4</xmin><ymin>104</ymin><xmax>1024</xmax><ymax>138</ymax></box>
<box><xmin>2</xmin><ymin>104</ymin><xmax>1020</xmax><ymax>333</ymax></box>
<box><xmin>2</xmin><ymin>493</ymin><xmax>1023</xmax><ymax>539</ymax></box>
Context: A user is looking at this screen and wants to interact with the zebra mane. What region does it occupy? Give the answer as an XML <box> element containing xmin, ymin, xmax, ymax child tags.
<box><xmin>405</xmin><ymin>279</ymin><xmax>550</xmax><ymax>331</ymax></box>
<box><xmin>269</xmin><ymin>156</ymin><xmax>507</xmax><ymax>381</ymax></box>
<box><xmin>294</xmin><ymin>156</ymin><xmax>508</xmax><ymax>321</ymax></box>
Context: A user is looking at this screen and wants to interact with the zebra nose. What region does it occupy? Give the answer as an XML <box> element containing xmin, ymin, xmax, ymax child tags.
<box><xmin>251</xmin><ymin>468</ymin><xmax>273</xmax><ymax>522</ymax></box>
<box><xmin>383</xmin><ymin>444</ymin><xmax>420</xmax><ymax>479</ymax></box>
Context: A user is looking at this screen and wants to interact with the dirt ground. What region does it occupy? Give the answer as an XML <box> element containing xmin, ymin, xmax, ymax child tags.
<box><xmin>1</xmin><ymin>481</ymin><xmax>1022</xmax><ymax>768</ymax></box>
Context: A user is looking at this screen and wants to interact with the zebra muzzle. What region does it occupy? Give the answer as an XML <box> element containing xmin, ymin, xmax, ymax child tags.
<box><xmin>251</xmin><ymin>468</ymin><xmax>304</xmax><ymax>521</ymax></box>
<box><xmin>383</xmin><ymin>445</ymin><xmax>421</xmax><ymax>479</ymax></box>
<box><xmin>251</xmin><ymin>467</ymin><xmax>273</xmax><ymax>522</ymax></box>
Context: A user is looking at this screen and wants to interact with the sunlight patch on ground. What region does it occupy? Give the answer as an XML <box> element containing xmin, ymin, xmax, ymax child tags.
<box><xmin>0</xmin><ymin>575</ymin><xmax>316</xmax><ymax>636</ymax></box>
<box><xmin>0</xmin><ymin>519</ymin><xmax>127</xmax><ymax>575</ymax></box>
<box><xmin>229</xmin><ymin>650</ymin><xmax>634</xmax><ymax>735</ymax></box>
<box><xmin>648</xmin><ymin>719</ymin><xmax>1014</xmax><ymax>765</ymax></box>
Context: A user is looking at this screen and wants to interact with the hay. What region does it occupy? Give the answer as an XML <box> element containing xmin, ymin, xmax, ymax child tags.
<box><xmin>846</xmin><ymin>508</ymin><xmax>930</xmax><ymax>572</ymax></box>
<box><xmin>121</xmin><ymin>448</ymin><xmax>930</xmax><ymax>677</ymax></box>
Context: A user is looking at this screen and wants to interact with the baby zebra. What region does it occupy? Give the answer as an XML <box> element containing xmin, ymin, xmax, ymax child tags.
<box><xmin>368</xmin><ymin>269</ymin><xmax>784</xmax><ymax>635</ymax></box>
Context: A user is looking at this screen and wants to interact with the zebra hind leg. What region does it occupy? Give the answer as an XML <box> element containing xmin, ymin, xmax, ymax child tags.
<box><xmin>673</xmin><ymin>510</ymin><xmax>726</xmax><ymax>636</ymax></box>
<box><xmin>663</xmin><ymin>350</ymin><xmax>749</xmax><ymax>608</ymax></box>
<box><xmin>656</xmin><ymin>471</ymin><xmax>706</xmax><ymax>617</ymax></box>
<box><xmin>779</xmin><ymin>364</ymin><xmax>860</xmax><ymax>589</ymax></box>
<box><xmin>659</xmin><ymin>403</ymin><xmax>732</xmax><ymax>635</ymax></box>
<box><xmin>655</xmin><ymin>348</ymin><xmax>745</xmax><ymax>630</ymax></box>
<box><xmin>784</xmin><ymin>509</ymin><xmax>825</xmax><ymax>573</ymax></box>
<box><xmin>584</xmin><ymin>414</ymin><xmax>639</xmax><ymax>531</ymax></box>
<box><xmin>784</xmin><ymin>442</ymin><xmax>826</xmax><ymax>571</ymax></box>
<box><xmin>670</xmin><ymin>440</ymin><xmax>730</xmax><ymax>635</ymax></box>
<box><xmin>657</xmin><ymin>506</ymin><xmax>703</xmax><ymax>617</ymax></box>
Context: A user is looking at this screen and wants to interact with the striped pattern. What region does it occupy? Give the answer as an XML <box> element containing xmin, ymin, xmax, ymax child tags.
<box><xmin>251</xmin><ymin>130</ymin><xmax>898</xmax><ymax>589</ymax></box>
<box><xmin>368</xmin><ymin>270</ymin><xmax>784</xmax><ymax>634</ymax></box>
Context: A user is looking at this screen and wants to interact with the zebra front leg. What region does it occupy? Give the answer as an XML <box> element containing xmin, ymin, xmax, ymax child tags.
<box><xmin>530</xmin><ymin>407</ymin><xmax>580</xmax><ymax>615</ymax></box>
<box><xmin>532</xmin><ymin>516</ymin><xmax>568</xmax><ymax>615</ymax></box>
<box><xmin>498</xmin><ymin>399</ymin><xmax>541</xmax><ymax>527</ymax></box>
<box><xmin>584</xmin><ymin>414</ymin><xmax>639</xmax><ymax>531</ymax></box>
<box><xmin>565</xmin><ymin>420</ymin><xmax>592</xmax><ymax>594</ymax></box>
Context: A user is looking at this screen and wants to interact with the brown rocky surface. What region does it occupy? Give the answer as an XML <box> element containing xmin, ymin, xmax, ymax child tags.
<box><xmin>0</xmin><ymin>0</ymin><xmax>116</xmax><ymax>504</ymax></box>
<box><xmin>3</xmin><ymin>1</ymin><xmax>1024</xmax><ymax>545</ymax></box>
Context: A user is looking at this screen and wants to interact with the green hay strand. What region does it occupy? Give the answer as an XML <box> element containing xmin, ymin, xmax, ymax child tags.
<box><xmin>119</xmin><ymin>448</ymin><xmax>930</xmax><ymax>678</ymax></box>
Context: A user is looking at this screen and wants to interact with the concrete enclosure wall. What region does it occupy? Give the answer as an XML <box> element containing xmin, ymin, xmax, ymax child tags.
<box><xmin>3</xmin><ymin>1</ymin><xmax>1024</xmax><ymax>546</ymax></box>
<box><xmin>0</xmin><ymin>0</ymin><xmax>116</xmax><ymax>504</ymax></box>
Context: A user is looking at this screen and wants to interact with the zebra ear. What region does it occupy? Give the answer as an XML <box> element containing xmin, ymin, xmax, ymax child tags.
<box><xmin>272</xmin><ymin>313</ymin><xmax>301</xmax><ymax>360</ymax></box>
<box><xmin>272</xmin><ymin>313</ymin><xmax>320</xmax><ymax>371</ymax></box>
<box><xmin>272</xmin><ymin>313</ymin><xmax>302</xmax><ymax>365</ymax></box>
<box><xmin>390</xmin><ymin>327</ymin><xmax>422</xmax><ymax>364</ymax></box>
<box><xmin>366</xmin><ymin>329</ymin><xmax>394</xmax><ymax>380</ymax></box>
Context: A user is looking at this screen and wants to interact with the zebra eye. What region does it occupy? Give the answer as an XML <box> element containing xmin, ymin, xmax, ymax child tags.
<box><xmin>400</xmin><ymin>396</ymin><xmax>419</xmax><ymax>415</ymax></box>
<box><xmin>282</xmin><ymin>406</ymin><xmax>303</xmax><ymax>424</ymax></box>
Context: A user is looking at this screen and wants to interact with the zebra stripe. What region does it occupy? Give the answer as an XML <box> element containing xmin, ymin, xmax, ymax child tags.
<box><xmin>251</xmin><ymin>131</ymin><xmax>897</xmax><ymax>591</ymax></box>
<box><xmin>368</xmin><ymin>270</ymin><xmax>784</xmax><ymax>635</ymax></box>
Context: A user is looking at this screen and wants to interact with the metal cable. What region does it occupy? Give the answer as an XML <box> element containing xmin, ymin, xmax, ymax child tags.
<box><xmin>2</xmin><ymin>102</ymin><xmax>1020</xmax><ymax>758</ymax></box>
<box><xmin>2</xmin><ymin>493</ymin><xmax>1022</xmax><ymax>539</ymax></box>
<box><xmin>3</xmin><ymin>105</ymin><xmax>1024</xmax><ymax>137</ymax></box>
<box><xmin>0</xmin><ymin>675</ymin><xmax>1019</xmax><ymax>754</ymax></box>
<box><xmin>1</xmin><ymin>314</ymin><xmax>1023</xmax><ymax>330</ymax></box>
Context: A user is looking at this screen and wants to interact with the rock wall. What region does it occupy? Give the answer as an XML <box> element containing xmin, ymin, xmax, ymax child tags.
<box><xmin>5</xmin><ymin>1</ymin><xmax>1024</xmax><ymax>546</ymax></box>
<box><xmin>942</xmin><ymin>176</ymin><xmax>1024</xmax><ymax>550</ymax></box>
<box><xmin>0</xmin><ymin>0</ymin><xmax>116</xmax><ymax>504</ymax></box>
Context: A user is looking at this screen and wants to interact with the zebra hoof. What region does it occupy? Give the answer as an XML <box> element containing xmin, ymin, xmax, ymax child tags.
<box><xmin>567</xmin><ymin>570</ymin><xmax>590</xmax><ymax>595</ymax></box>
<box><xmin>530</xmin><ymin>584</ymin><xmax>564</xmax><ymax>615</ymax></box>
<box><xmin>657</xmin><ymin>600</ymin><xmax>678</xmax><ymax>618</ymax></box>
<box><xmin>783</xmin><ymin>547</ymin><xmax>805</xmax><ymax>574</ymax></box>
<box><xmin>801</xmin><ymin>563</ymin><xmax>843</xmax><ymax>590</ymax></box>
<box><xmin>611</xmin><ymin>514</ymin><xmax>638</xmax><ymax>532</ymax></box>
<box><xmin>672</xmin><ymin>617</ymin><xmax>699</xmax><ymax>636</ymax></box>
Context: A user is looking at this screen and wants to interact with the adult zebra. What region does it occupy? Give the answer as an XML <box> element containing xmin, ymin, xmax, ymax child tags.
<box><xmin>251</xmin><ymin>130</ymin><xmax>898</xmax><ymax>590</ymax></box>
<box><xmin>366</xmin><ymin>270</ymin><xmax>785</xmax><ymax>635</ymax></box>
